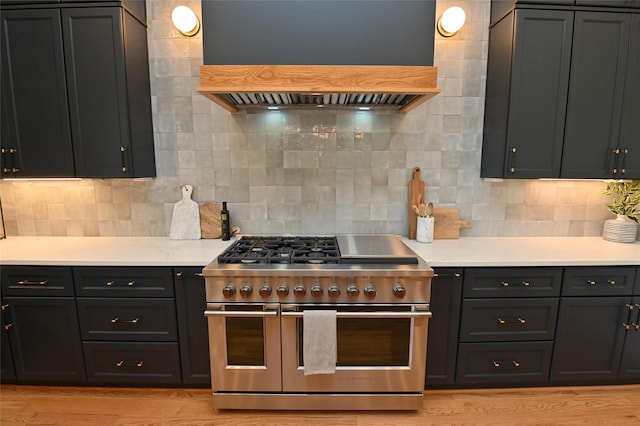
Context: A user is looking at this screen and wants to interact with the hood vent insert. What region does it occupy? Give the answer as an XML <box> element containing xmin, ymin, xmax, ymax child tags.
<box><xmin>197</xmin><ymin>65</ymin><xmax>440</xmax><ymax>114</ymax></box>
<box><xmin>218</xmin><ymin>93</ymin><xmax>423</xmax><ymax>109</ymax></box>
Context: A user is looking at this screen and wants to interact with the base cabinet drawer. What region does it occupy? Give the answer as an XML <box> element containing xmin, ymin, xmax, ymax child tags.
<box><xmin>456</xmin><ymin>342</ymin><xmax>553</xmax><ymax>384</ymax></box>
<box><xmin>77</xmin><ymin>298</ymin><xmax>177</xmax><ymax>341</ymax></box>
<box><xmin>83</xmin><ymin>342</ymin><xmax>181</xmax><ymax>385</ymax></box>
<box><xmin>463</xmin><ymin>268</ymin><xmax>563</xmax><ymax>298</ymax></box>
<box><xmin>562</xmin><ymin>267</ymin><xmax>636</xmax><ymax>296</ymax></box>
<box><xmin>459</xmin><ymin>298</ymin><xmax>559</xmax><ymax>342</ymax></box>
<box><xmin>74</xmin><ymin>267</ymin><xmax>174</xmax><ymax>297</ymax></box>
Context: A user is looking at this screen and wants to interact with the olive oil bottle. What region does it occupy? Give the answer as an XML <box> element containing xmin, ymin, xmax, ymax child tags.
<box><xmin>221</xmin><ymin>201</ymin><xmax>230</xmax><ymax>240</ymax></box>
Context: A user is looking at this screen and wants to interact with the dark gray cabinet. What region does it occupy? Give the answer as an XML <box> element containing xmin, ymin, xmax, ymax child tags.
<box><xmin>456</xmin><ymin>267</ymin><xmax>562</xmax><ymax>385</ymax></box>
<box><xmin>576</xmin><ymin>0</ymin><xmax>640</xmax><ymax>7</ymax></box>
<box><xmin>74</xmin><ymin>267</ymin><xmax>181</xmax><ymax>385</ymax></box>
<box><xmin>482</xmin><ymin>2</ymin><xmax>640</xmax><ymax>179</ymax></box>
<box><xmin>561</xmin><ymin>12</ymin><xmax>632</xmax><ymax>178</ymax></box>
<box><xmin>174</xmin><ymin>268</ymin><xmax>211</xmax><ymax>386</ymax></box>
<box><xmin>425</xmin><ymin>269</ymin><xmax>462</xmax><ymax>388</ymax></box>
<box><xmin>0</xmin><ymin>8</ymin><xmax>75</xmax><ymax>177</ymax></box>
<box><xmin>1</xmin><ymin>304</ymin><xmax>16</xmax><ymax>382</ymax></box>
<box><xmin>0</xmin><ymin>266</ymin><xmax>86</xmax><ymax>383</ymax></box>
<box><xmin>550</xmin><ymin>266</ymin><xmax>639</xmax><ymax>382</ymax></box>
<box><xmin>0</xmin><ymin>2</ymin><xmax>155</xmax><ymax>178</ymax></box>
<box><xmin>0</xmin><ymin>264</ymin><xmax>213</xmax><ymax>387</ymax></box>
<box><xmin>619</xmin><ymin>289</ymin><xmax>640</xmax><ymax>378</ymax></box>
<box><xmin>617</xmin><ymin>14</ymin><xmax>640</xmax><ymax>178</ymax></box>
<box><xmin>482</xmin><ymin>8</ymin><xmax>573</xmax><ymax>178</ymax></box>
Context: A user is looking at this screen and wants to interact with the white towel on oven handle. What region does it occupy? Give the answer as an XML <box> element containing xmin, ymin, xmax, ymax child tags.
<box><xmin>303</xmin><ymin>310</ymin><xmax>337</xmax><ymax>375</ymax></box>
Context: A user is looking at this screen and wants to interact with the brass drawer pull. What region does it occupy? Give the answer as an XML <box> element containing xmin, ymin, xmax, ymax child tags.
<box><xmin>497</xmin><ymin>317</ymin><xmax>526</xmax><ymax>325</ymax></box>
<box><xmin>500</xmin><ymin>281</ymin><xmax>530</xmax><ymax>287</ymax></box>
<box><xmin>4</xmin><ymin>323</ymin><xmax>12</xmax><ymax>331</ymax></box>
<box><xmin>1</xmin><ymin>304</ymin><xmax>9</xmax><ymax>311</ymax></box>
<box><xmin>111</xmin><ymin>317</ymin><xmax>140</xmax><ymax>324</ymax></box>
<box><xmin>106</xmin><ymin>280</ymin><xmax>136</xmax><ymax>287</ymax></box>
<box><xmin>175</xmin><ymin>272</ymin><xmax>204</xmax><ymax>277</ymax></box>
<box><xmin>17</xmin><ymin>280</ymin><xmax>48</xmax><ymax>286</ymax></box>
<box><xmin>116</xmin><ymin>360</ymin><xmax>144</xmax><ymax>368</ymax></box>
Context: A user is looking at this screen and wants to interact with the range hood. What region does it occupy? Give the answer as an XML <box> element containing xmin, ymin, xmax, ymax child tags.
<box><xmin>196</xmin><ymin>64</ymin><xmax>441</xmax><ymax>114</ymax></box>
<box><xmin>197</xmin><ymin>1</ymin><xmax>441</xmax><ymax>114</ymax></box>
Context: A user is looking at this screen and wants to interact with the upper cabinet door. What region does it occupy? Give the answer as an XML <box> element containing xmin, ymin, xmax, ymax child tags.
<box><xmin>505</xmin><ymin>9</ymin><xmax>573</xmax><ymax>178</ymax></box>
<box><xmin>561</xmin><ymin>12</ymin><xmax>631</xmax><ymax>179</ymax></box>
<box><xmin>575</xmin><ymin>0</ymin><xmax>640</xmax><ymax>7</ymax></box>
<box><xmin>0</xmin><ymin>9</ymin><xmax>75</xmax><ymax>178</ymax></box>
<box><xmin>61</xmin><ymin>7</ymin><xmax>132</xmax><ymax>177</ymax></box>
<box><xmin>617</xmin><ymin>14</ymin><xmax>640</xmax><ymax>178</ymax></box>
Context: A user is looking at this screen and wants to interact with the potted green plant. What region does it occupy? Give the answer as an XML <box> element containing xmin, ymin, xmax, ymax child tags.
<box><xmin>601</xmin><ymin>180</ymin><xmax>639</xmax><ymax>243</ymax></box>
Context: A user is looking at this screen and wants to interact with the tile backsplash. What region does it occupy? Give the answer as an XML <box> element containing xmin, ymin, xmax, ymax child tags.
<box><xmin>0</xmin><ymin>0</ymin><xmax>618</xmax><ymax>238</ymax></box>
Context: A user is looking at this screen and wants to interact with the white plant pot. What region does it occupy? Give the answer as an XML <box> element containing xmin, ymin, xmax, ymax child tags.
<box><xmin>602</xmin><ymin>214</ymin><xmax>638</xmax><ymax>243</ymax></box>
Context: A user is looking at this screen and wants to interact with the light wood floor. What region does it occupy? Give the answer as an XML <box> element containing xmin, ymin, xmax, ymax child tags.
<box><xmin>1</xmin><ymin>384</ymin><xmax>639</xmax><ymax>425</ymax></box>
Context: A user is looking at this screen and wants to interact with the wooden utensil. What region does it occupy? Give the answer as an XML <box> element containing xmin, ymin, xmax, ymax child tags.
<box><xmin>200</xmin><ymin>202</ymin><xmax>223</xmax><ymax>239</ymax></box>
<box><xmin>433</xmin><ymin>208</ymin><xmax>472</xmax><ymax>239</ymax></box>
<box><xmin>408</xmin><ymin>167</ymin><xmax>425</xmax><ymax>239</ymax></box>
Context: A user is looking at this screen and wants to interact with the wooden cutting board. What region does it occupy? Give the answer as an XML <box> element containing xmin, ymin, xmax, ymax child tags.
<box><xmin>433</xmin><ymin>208</ymin><xmax>472</xmax><ymax>239</ymax></box>
<box><xmin>408</xmin><ymin>167</ymin><xmax>425</xmax><ymax>240</ymax></box>
<box><xmin>200</xmin><ymin>202</ymin><xmax>222</xmax><ymax>239</ymax></box>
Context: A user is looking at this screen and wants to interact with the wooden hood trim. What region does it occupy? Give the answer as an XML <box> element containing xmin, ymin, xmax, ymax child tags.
<box><xmin>196</xmin><ymin>65</ymin><xmax>441</xmax><ymax>113</ymax></box>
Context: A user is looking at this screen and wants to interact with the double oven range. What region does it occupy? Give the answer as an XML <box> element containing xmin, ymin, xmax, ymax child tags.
<box><xmin>202</xmin><ymin>235</ymin><xmax>433</xmax><ymax>410</ymax></box>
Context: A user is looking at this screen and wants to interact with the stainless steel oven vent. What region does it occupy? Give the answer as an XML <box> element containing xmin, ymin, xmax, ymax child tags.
<box><xmin>218</xmin><ymin>92</ymin><xmax>421</xmax><ymax>109</ymax></box>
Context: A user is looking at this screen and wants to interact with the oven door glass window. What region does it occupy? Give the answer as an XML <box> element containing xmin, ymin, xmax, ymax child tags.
<box><xmin>298</xmin><ymin>306</ymin><xmax>412</xmax><ymax>367</ymax></box>
<box><xmin>207</xmin><ymin>303</ymin><xmax>282</xmax><ymax>392</ymax></box>
<box><xmin>225</xmin><ymin>305</ymin><xmax>265</xmax><ymax>365</ymax></box>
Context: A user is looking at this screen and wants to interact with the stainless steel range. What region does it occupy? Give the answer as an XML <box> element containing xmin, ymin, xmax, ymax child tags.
<box><xmin>202</xmin><ymin>235</ymin><xmax>433</xmax><ymax>410</ymax></box>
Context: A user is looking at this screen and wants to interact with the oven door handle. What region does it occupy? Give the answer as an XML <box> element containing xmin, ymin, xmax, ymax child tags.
<box><xmin>205</xmin><ymin>304</ymin><xmax>279</xmax><ymax>318</ymax></box>
<box><xmin>281</xmin><ymin>309</ymin><xmax>432</xmax><ymax>319</ymax></box>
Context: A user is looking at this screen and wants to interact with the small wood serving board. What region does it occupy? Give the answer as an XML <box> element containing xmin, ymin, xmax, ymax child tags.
<box><xmin>433</xmin><ymin>208</ymin><xmax>472</xmax><ymax>239</ymax></box>
<box><xmin>200</xmin><ymin>202</ymin><xmax>222</xmax><ymax>239</ymax></box>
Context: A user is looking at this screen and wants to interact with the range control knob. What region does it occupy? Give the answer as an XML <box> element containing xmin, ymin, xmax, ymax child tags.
<box><xmin>259</xmin><ymin>284</ymin><xmax>272</xmax><ymax>297</ymax></box>
<box><xmin>240</xmin><ymin>284</ymin><xmax>253</xmax><ymax>298</ymax></box>
<box><xmin>276</xmin><ymin>284</ymin><xmax>289</xmax><ymax>297</ymax></box>
<box><xmin>222</xmin><ymin>284</ymin><xmax>236</xmax><ymax>298</ymax></box>
<box><xmin>393</xmin><ymin>284</ymin><xmax>406</xmax><ymax>299</ymax></box>
<box><xmin>364</xmin><ymin>284</ymin><xmax>377</xmax><ymax>298</ymax></box>
<box><xmin>328</xmin><ymin>284</ymin><xmax>341</xmax><ymax>297</ymax></box>
<box><xmin>347</xmin><ymin>284</ymin><xmax>360</xmax><ymax>296</ymax></box>
<box><xmin>311</xmin><ymin>284</ymin><xmax>323</xmax><ymax>297</ymax></box>
<box><xmin>294</xmin><ymin>283</ymin><xmax>306</xmax><ymax>296</ymax></box>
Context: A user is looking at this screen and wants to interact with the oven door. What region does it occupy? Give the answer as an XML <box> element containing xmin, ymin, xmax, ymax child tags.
<box><xmin>280</xmin><ymin>304</ymin><xmax>431</xmax><ymax>392</ymax></box>
<box><xmin>205</xmin><ymin>303</ymin><xmax>281</xmax><ymax>392</ymax></box>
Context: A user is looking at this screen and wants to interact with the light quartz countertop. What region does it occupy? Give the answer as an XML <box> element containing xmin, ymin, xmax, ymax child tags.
<box><xmin>0</xmin><ymin>236</ymin><xmax>638</xmax><ymax>267</ymax></box>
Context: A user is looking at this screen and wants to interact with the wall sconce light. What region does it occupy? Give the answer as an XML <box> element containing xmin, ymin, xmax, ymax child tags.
<box><xmin>172</xmin><ymin>6</ymin><xmax>200</xmax><ymax>37</ymax></box>
<box><xmin>437</xmin><ymin>6</ymin><xmax>466</xmax><ymax>37</ymax></box>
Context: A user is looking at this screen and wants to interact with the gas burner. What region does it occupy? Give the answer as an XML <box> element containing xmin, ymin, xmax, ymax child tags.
<box><xmin>217</xmin><ymin>236</ymin><xmax>340</xmax><ymax>265</ymax></box>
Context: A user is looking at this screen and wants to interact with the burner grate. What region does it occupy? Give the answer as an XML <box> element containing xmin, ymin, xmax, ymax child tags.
<box><xmin>217</xmin><ymin>236</ymin><xmax>341</xmax><ymax>265</ymax></box>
